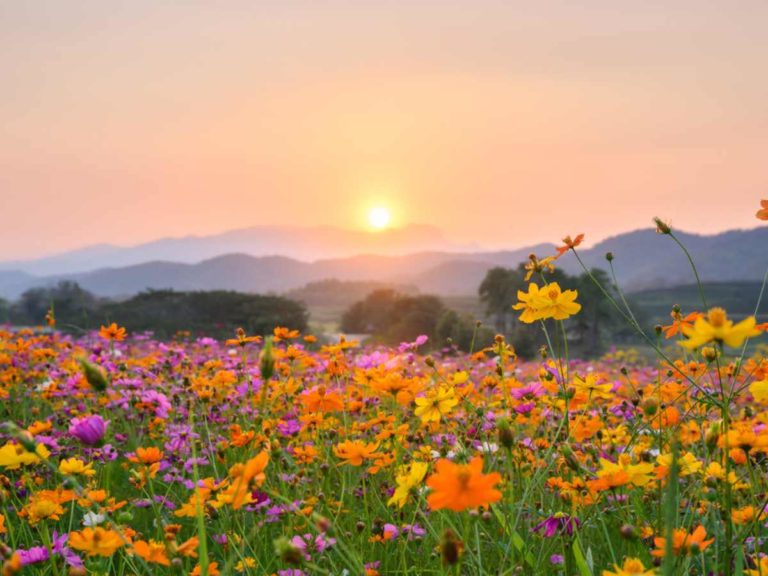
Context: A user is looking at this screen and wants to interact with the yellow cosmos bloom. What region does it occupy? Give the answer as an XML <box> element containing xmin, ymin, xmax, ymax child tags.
<box><xmin>655</xmin><ymin>452</ymin><xmax>702</xmax><ymax>478</ymax></box>
<box><xmin>513</xmin><ymin>283</ymin><xmax>581</xmax><ymax>324</ymax></box>
<box><xmin>572</xmin><ymin>373</ymin><xmax>614</xmax><ymax>401</ymax></box>
<box><xmin>679</xmin><ymin>307</ymin><xmax>761</xmax><ymax>349</ymax></box>
<box><xmin>747</xmin><ymin>556</ymin><xmax>768</xmax><ymax>576</ymax></box>
<box><xmin>749</xmin><ymin>379</ymin><xmax>768</xmax><ymax>403</ymax></box>
<box><xmin>59</xmin><ymin>457</ymin><xmax>96</xmax><ymax>477</ymax></box>
<box><xmin>0</xmin><ymin>441</ymin><xmax>50</xmax><ymax>470</ymax></box>
<box><xmin>596</xmin><ymin>456</ymin><xmax>655</xmax><ymax>488</ymax></box>
<box><xmin>602</xmin><ymin>557</ymin><xmax>656</xmax><ymax>576</ymax></box>
<box><xmin>414</xmin><ymin>386</ymin><xmax>458</xmax><ymax>424</ymax></box>
<box><xmin>388</xmin><ymin>461</ymin><xmax>429</xmax><ymax>508</ymax></box>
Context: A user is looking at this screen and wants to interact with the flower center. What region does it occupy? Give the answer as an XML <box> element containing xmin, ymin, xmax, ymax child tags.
<box><xmin>707</xmin><ymin>307</ymin><xmax>727</xmax><ymax>327</ymax></box>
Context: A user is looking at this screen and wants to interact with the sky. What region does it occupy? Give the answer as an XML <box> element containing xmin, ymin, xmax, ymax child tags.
<box><xmin>2</xmin><ymin>1</ymin><xmax>767</xmax><ymax>260</ymax></box>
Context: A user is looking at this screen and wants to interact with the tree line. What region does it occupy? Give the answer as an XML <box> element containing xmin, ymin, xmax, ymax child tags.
<box><xmin>0</xmin><ymin>281</ymin><xmax>308</xmax><ymax>339</ymax></box>
<box><xmin>339</xmin><ymin>264</ymin><xmax>643</xmax><ymax>357</ymax></box>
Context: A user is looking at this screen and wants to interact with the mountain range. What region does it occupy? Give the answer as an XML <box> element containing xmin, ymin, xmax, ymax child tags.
<box><xmin>0</xmin><ymin>225</ymin><xmax>765</xmax><ymax>300</ymax></box>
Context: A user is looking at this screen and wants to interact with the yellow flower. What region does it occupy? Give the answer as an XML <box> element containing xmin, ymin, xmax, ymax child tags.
<box><xmin>679</xmin><ymin>307</ymin><xmax>761</xmax><ymax>349</ymax></box>
<box><xmin>513</xmin><ymin>282</ymin><xmax>581</xmax><ymax>323</ymax></box>
<box><xmin>23</xmin><ymin>495</ymin><xmax>65</xmax><ymax>525</ymax></box>
<box><xmin>59</xmin><ymin>457</ymin><xmax>96</xmax><ymax>477</ymax></box>
<box><xmin>747</xmin><ymin>556</ymin><xmax>768</xmax><ymax>576</ymax></box>
<box><xmin>655</xmin><ymin>452</ymin><xmax>702</xmax><ymax>478</ymax></box>
<box><xmin>750</xmin><ymin>379</ymin><xmax>768</xmax><ymax>403</ymax></box>
<box><xmin>414</xmin><ymin>386</ymin><xmax>458</xmax><ymax>424</ymax></box>
<box><xmin>572</xmin><ymin>373</ymin><xmax>614</xmax><ymax>401</ymax></box>
<box><xmin>0</xmin><ymin>441</ymin><xmax>50</xmax><ymax>470</ymax></box>
<box><xmin>388</xmin><ymin>461</ymin><xmax>429</xmax><ymax>508</ymax></box>
<box><xmin>596</xmin><ymin>455</ymin><xmax>655</xmax><ymax>488</ymax></box>
<box><xmin>236</xmin><ymin>558</ymin><xmax>257</xmax><ymax>572</ymax></box>
<box><xmin>602</xmin><ymin>557</ymin><xmax>656</xmax><ymax>576</ymax></box>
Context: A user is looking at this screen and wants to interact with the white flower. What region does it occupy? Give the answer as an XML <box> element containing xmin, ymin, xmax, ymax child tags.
<box><xmin>82</xmin><ymin>511</ymin><xmax>106</xmax><ymax>527</ymax></box>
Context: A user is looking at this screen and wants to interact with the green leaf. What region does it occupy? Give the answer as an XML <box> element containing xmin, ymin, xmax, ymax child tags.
<box><xmin>573</xmin><ymin>538</ymin><xmax>594</xmax><ymax>576</ymax></box>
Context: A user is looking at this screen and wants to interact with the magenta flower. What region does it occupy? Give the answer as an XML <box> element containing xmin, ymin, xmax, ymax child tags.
<box><xmin>69</xmin><ymin>415</ymin><xmax>108</xmax><ymax>446</ymax></box>
<box><xmin>532</xmin><ymin>513</ymin><xmax>581</xmax><ymax>538</ymax></box>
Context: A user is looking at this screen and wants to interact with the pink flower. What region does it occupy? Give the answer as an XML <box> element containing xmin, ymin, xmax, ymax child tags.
<box><xmin>69</xmin><ymin>415</ymin><xmax>108</xmax><ymax>446</ymax></box>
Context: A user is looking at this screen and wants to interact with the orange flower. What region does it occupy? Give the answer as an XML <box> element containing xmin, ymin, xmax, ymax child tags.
<box><xmin>192</xmin><ymin>562</ymin><xmax>220</xmax><ymax>576</ymax></box>
<box><xmin>426</xmin><ymin>456</ymin><xmax>502</xmax><ymax>511</ymax></box>
<box><xmin>555</xmin><ymin>233</ymin><xmax>584</xmax><ymax>257</ymax></box>
<box><xmin>651</xmin><ymin>525</ymin><xmax>713</xmax><ymax>557</ymax></box>
<box><xmin>757</xmin><ymin>199</ymin><xmax>768</xmax><ymax>220</ymax></box>
<box><xmin>176</xmin><ymin>536</ymin><xmax>199</xmax><ymax>558</ymax></box>
<box><xmin>273</xmin><ymin>326</ymin><xmax>300</xmax><ymax>341</ymax></box>
<box><xmin>333</xmin><ymin>440</ymin><xmax>381</xmax><ymax>467</ymax></box>
<box><xmin>225</xmin><ymin>327</ymin><xmax>262</xmax><ymax>347</ymax></box>
<box><xmin>132</xmin><ymin>539</ymin><xmax>170</xmax><ymax>566</ymax></box>
<box><xmin>131</xmin><ymin>447</ymin><xmax>164</xmax><ymax>464</ymax></box>
<box><xmin>304</xmin><ymin>385</ymin><xmax>344</xmax><ymax>412</ymax></box>
<box><xmin>662</xmin><ymin>310</ymin><xmax>703</xmax><ymax>339</ymax></box>
<box><xmin>219</xmin><ymin>451</ymin><xmax>270</xmax><ymax>510</ymax></box>
<box><xmin>99</xmin><ymin>323</ymin><xmax>126</xmax><ymax>341</ymax></box>
<box><xmin>69</xmin><ymin>527</ymin><xmax>126</xmax><ymax>557</ymax></box>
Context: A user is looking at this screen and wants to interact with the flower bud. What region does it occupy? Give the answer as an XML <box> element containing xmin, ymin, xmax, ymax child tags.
<box><xmin>274</xmin><ymin>536</ymin><xmax>303</xmax><ymax>565</ymax></box>
<box><xmin>497</xmin><ymin>419</ymin><xmax>515</xmax><ymax>450</ymax></box>
<box><xmin>440</xmin><ymin>528</ymin><xmax>464</xmax><ymax>566</ymax></box>
<box><xmin>653</xmin><ymin>217</ymin><xmax>672</xmax><ymax>234</ymax></box>
<box><xmin>79</xmin><ymin>358</ymin><xmax>109</xmax><ymax>391</ymax></box>
<box><xmin>259</xmin><ymin>337</ymin><xmax>275</xmax><ymax>382</ymax></box>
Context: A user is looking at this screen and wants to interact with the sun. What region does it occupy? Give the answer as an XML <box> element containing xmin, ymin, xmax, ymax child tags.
<box><xmin>367</xmin><ymin>206</ymin><xmax>391</xmax><ymax>230</ymax></box>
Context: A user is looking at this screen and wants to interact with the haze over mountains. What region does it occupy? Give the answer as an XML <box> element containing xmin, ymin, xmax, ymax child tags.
<box><xmin>0</xmin><ymin>225</ymin><xmax>765</xmax><ymax>300</ymax></box>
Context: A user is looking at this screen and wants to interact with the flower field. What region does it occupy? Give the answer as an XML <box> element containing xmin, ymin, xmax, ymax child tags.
<box><xmin>1</xmin><ymin>210</ymin><xmax>767</xmax><ymax>575</ymax></box>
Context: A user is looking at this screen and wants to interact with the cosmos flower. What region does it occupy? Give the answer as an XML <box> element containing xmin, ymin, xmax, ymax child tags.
<box><xmin>679</xmin><ymin>307</ymin><xmax>761</xmax><ymax>349</ymax></box>
<box><xmin>388</xmin><ymin>461</ymin><xmax>429</xmax><ymax>508</ymax></box>
<box><xmin>99</xmin><ymin>323</ymin><xmax>127</xmax><ymax>341</ymax></box>
<box><xmin>532</xmin><ymin>512</ymin><xmax>581</xmax><ymax>538</ymax></box>
<box><xmin>333</xmin><ymin>440</ymin><xmax>381</xmax><ymax>467</ymax></box>
<box><xmin>757</xmin><ymin>199</ymin><xmax>768</xmax><ymax>220</ymax></box>
<box><xmin>414</xmin><ymin>386</ymin><xmax>458</xmax><ymax>424</ymax></box>
<box><xmin>513</xmin><ymin>282</ymin><xmax>581</xmax><ymax>323</ymax></box>
<box><xmin>651</xmin><ymin>525</ymin><xmax>713</xmax><ymax>557</ymax></box>
<box><xmin>69</xmin><ymin>527</ymin><xmax>126</xmax><ymax>557</ymax></box>
<box><xmin>69</xmin><ymin>415</ymin><xmax>108</xmax><ymax>446</ymax></box>
<box><xmin>602</xmin><ymin>557</ymin><xmax>655</xmax><ymax>576</ymax></box>
<box><xmin>426</xmin><ymin>457</ymin><xmax>501</xmax><ymax>512</ymax></box>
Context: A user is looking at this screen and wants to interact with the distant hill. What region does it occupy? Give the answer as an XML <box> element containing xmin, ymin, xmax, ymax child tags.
<box><xmin>0</xmin><ymin>224</ymin><xmax>475</xmax><ymax>276</ymax></box>
<box><xmin>0</xmin><ymin>227</ymin><xmax>765</xmax><ymax>300</ymax></box>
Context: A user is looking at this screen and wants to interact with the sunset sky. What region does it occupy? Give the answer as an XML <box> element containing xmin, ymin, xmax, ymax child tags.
<box><xmin>2</xmin><ymin>1</ymin><xmax>767</xmax><ymax>260</ymax></box>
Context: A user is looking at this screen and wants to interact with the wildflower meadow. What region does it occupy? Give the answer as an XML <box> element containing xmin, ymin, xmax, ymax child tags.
<box><xmin>1</xmin><ymin>202</ymin><xmax>767</xmax><ymax>576</ymax></box>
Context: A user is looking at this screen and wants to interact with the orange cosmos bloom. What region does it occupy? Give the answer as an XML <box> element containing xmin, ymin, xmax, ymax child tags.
<box><xmin>304</xmin><ymin>385</ymin><xmax>344</xmax><ymax>412</ymax></box>
<box><xmin>273</xmin><ymin>326</ymin><xmax>300</xmax><ymax>341</ymax></box>
<box><xmin>192</xmin><ymin>562</ymin><xmax>220</xmax><ymax>576</ymax></box>
<box><xmin>225</xmin><ymin>327</ymin><xmax>262</xmax><ymax>347</ymax></box>
<box><xmin>131</xmin><ymin>446</ymin><xmax>164</xmax><ymax>464</ymax></box>
<box><xmin>69</xmin><ymin>527</ymin><xmax>126</xmax><ymax>557</ymax></box>
<box><xmin>651</xmin><ymin>525</ymin><xmax>714</xmax><ymax>557</ymax></box>
<box><xmin>426</xmin><ymin>456</ymin><xmax>502</xmax><ymax>511</ymax></box>
<box><xmin>555</xmin><ymin>233</ymin><xmax>585</xmax><ymax>257</ymax></box>
<box><xmin>99</xmin><ymin>323</ymin><xmax>126</xmax><ymax>341</ymax></box>
<box><xmin>132</xmin><ymin>539</ymin><xmax>170</xmax><ymax>566</ymax></box>
<box><xmin>757</xmin><ymin>199</ymin><xmax>768</xmax><ymax>220</ymax></box>
<box><xmin>333</xmin><ymin>440</ymin><xmax>382</xmax><ymax>466</ymax></box>
<box><xmin>662</xmin><ymin>310</ymin><xmax>703</xmax><ymax>339</ymax></box>
<box><xmin>219</xmin><ymin>451</ymin><xmax>270</xmax><ymax>510</ymax></box>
